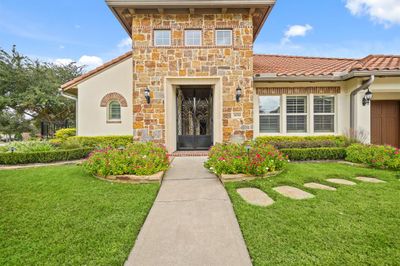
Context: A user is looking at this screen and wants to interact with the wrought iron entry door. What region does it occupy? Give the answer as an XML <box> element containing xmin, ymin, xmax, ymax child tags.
<box><xmin>177</xmin><ymin>88</ymin><xmax>213</xmax><ymax>150</ymax></box>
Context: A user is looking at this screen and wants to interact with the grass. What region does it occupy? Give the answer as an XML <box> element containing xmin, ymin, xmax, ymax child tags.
<box><xmin>0</xmin><ymin>165</ymin><xmax>159</xmax><ymax>265</ymax></box>
<box><xmin>225</xmin><ymin>162</ymin><xmax>400</xmax><ymax>265</ymax></box>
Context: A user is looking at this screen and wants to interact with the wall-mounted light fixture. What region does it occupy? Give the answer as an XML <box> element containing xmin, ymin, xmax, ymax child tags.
<box><xmin>144</xmin><ymin>87</ymin><xmax>151</xmax><ymax>104</ymax></box>
<box><xmin>236</xmin><ymin>86</ymin><xmax>242</xmax><ymax>102</ymax></box>
<box><xmin>362</xmin><ymin>88</ymin><xmax>373</xmax><ymax>106</ymax></box>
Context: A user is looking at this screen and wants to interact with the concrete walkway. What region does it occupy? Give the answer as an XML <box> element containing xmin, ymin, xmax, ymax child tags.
<box><xmin>125</xmin><ymin>157</ymin><xmax>252</xmax><ymax>266</ymax></box>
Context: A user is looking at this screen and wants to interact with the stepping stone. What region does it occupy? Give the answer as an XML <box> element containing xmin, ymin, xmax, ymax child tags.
<box><xmin>356</xmin><ymin>176</ymin><xmax>386</xmax><ymax>183</ymax></box>
<box><xmin>326</xmin><ymin>178</ymin><xmax>356</xmax><ymax>186</ymax></box>
<box><xmin>304</xmin><ymin>182</ymin><xmax>337</xmax><ymax>191</ymax></box>
<box><xmin>237</xmin><ymin>188</ymin><xmax>274</xmax><ymax>206</ymax></box>
<box><xmin>273</xmin><ymin>186</ymin><xmax>314</xmax><ymax>200</ymax></box>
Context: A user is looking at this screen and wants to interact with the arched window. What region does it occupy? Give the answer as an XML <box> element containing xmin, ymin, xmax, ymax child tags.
<box><xmin>108</xmin><ymin>101</ymin><xmax>121</xmax><ymax>120</ymax></box>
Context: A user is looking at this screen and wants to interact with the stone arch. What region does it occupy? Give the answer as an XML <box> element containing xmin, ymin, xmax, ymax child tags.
<box><xmin>100</xmin><ymin>92</ymin><xmax>128</xmax><ymax>107</ymax></box>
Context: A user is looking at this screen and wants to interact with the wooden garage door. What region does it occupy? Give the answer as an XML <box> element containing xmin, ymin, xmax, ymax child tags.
<box><xmin>371</xmin><ymin>101</ymin><xmax>400</xmax><ymax>148</ymax></box>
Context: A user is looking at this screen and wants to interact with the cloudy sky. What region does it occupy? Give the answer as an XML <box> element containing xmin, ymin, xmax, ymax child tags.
<box><xmin>1</xmin><ymin>0</ymin><xmax>399</xmax><ymax>70</ymax></box>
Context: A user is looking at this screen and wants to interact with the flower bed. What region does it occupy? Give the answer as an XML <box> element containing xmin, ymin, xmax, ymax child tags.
<box><xmin>83</xmin><ymin>142</ymin><xmax>169</xmax><ymax>181</ymax></box>
<box><xmin>205</xmin><ymin>143</ymin><xmax>288</xmax><ymax>177</ymax></box>
<box><xmin>52</xmin><ymin>135</ymin><xmax>134</xmax><ymax>149</ymax></box>
<box><xmin>346</xmin><ymin>144</ymin><xmax>400</xmax><ymax>170</ymax></box>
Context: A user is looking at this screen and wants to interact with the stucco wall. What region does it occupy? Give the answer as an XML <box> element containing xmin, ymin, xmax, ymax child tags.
<box><xmin>77</xmin><ymin>58</ymin><xmax>133</xmax><ymax>136</ymax></box>
<box><xmin>254</xmin><ymin>81</ymin><xmax>350</xmax><ymax>136</ymax></box>
<box><xmin>253</xmin><ymin>77</ymin><xmax>400</xmax><ymax>143</ymax></box>
<box><xmin>353</xmin><ymin>77</ymin><xmax>400</xmax><ymax>143</ymax></box>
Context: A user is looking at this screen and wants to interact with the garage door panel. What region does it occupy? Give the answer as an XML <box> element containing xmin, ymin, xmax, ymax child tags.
<box><xmin>371</xmin><ymin>101</ymin><xmax>399</xmax><ymax>148</ymax></box>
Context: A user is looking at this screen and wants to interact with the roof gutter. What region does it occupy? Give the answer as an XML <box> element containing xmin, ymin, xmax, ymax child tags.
<box><xmin>350</xmin><ymin>75</ymin><xmax>375</xmax><ymax>129</ymax></box>
<box><xmin>59</xmin><ymin>89</ymin><xmax>78</xmax><ymax>133</ymax></box>
<box><xmin>60</xmin><ymin>89</ymin><xmax>77</xmax><ymax>101</ymax></box>
<box><xmin>253</xmin><ymin>70</ymin><xmax>400</xmax><ymax>82</ymax></box>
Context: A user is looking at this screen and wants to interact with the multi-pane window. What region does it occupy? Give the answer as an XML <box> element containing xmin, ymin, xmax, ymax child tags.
<box><xmin>154</xmin><ymin>30</ymin><xmax>171</xmax><ymax>46</ymax></box>
<box><xmin>108</xmin><ymin>101</ymin><xmax>121</xmax><ymax>120</ymax></box>
<box><xmin>314</xmin><ymin>96</ymin><xmax>335</xmax><ymax>132</ymax></box>
<box><xmin>185</xmin><ymin>30</ymin><xmax>202</xmax><ymax>46</ymax></box>
<box><xmin>216</xmin><ymin>29</ymin><xmax>232</xmax><ymax>46</ymax></box>
<box><xmin>287</xmin><ymin>96</ymin><xmax>307</xmax><ymax>133</ymax></box>
<box><xmin>259</xmin><ymin>96</ymin><xmax>281</xmax><ymax>133</ymax></box>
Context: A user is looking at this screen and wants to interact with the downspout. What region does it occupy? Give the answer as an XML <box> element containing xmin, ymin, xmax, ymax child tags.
<box><xmin>59</xmin><ymin>88</ymin><xmax>78</xmax><ymax>134</ymax></box>
<box><xmin>350</xmin><ymin>75</ymin><xmax>375</xmax><ymax>129</ymax></box>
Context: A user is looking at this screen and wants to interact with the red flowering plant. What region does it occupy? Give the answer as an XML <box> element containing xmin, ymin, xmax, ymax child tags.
<box><xmin>83</xmin><ymin>142</ymin><xmax>169</xmax><ymax>177</ymax></box>
<box><xmin>346</xmin><ymin>144</ymin><xmax>400</xmax><ymax>170</ymax></box>
<box><xmin>205</xmin><ymin>142</ymin><xmax>288</xmax><ymax>176</ymax></box>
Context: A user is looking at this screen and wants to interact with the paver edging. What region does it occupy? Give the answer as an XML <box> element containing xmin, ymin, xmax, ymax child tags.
<box><xmin>94</xmin><ymin>171</ymin><xmax>165</xmax><ymax>184</ymax></box>
<box><xmin>219</xmin><ymin>170</ymin><xmax>283</xmax><ymax>183</ymax></box>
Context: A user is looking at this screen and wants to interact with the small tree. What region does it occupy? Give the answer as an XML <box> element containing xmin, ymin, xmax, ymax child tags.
<box><xmin>0</xmin><ymin>110</ymin><xmax>32</xmax><ymax>141</ymax></box>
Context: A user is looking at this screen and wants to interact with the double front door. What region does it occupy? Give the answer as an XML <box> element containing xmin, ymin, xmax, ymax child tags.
<box><xmin>177</xmin><ymin>87</ymin><xmax>213</xmax><ymax>150</ymax></box>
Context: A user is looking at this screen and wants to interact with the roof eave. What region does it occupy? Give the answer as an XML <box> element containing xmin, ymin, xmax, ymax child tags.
<box><xmin>254</xmin><ymin>70</ymin><xmax>400</xmax><ymax>82</ymax></box>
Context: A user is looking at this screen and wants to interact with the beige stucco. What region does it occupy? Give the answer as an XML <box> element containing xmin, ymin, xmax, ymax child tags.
<box><xmin>253</xmin><ymin>77</ymin><xmax>400</xmax><ymax>143</ymax></box>
<box><xmin>254</xmin><ymin>81</ymin><xmax>349</xmax><ymax>137</ymax></box>
<box><xmin>77</xmin><ymin>58</ymin><xmax>133</xmax><ymax>136</ymax></box>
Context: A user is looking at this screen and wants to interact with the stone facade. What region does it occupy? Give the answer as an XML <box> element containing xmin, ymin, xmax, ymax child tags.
<box><xmin>131</xmin><ymin>13</ymin><xmax>254</xmax><ymax>144</ymax></box>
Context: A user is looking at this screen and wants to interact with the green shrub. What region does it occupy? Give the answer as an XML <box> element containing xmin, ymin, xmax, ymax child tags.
<box><xmin>205</xmin><ymin>143</ymin><xmax>288</xmax><ymax>176</ymax></box>
<box><xmin>54</xmin><ymin>128</ymin><xmax>76</xmax><ymax>140</ymax></box>
<box><xmin>3</xmin><ymin>141</ymin><xmax>56</xmax><ymax>153</ymax></box>
<box><xmin>255</xmin><ymin>135</ymin><xmax>348</xmax><ymax>149</ymax></box>
<box><xmin>64</xmin><ymin>136</ymin><xmax>133</xmax><ymax>148</ymax></box>
<box><xmin>0</xmin><ymin>148</ymin><xmax>93</xmax><ymax>165</ymax></box>
<box><xmin>83</xmin><ymin>142</ymin><xmax>169</xmax><ymax>177</ymax></box>
<box><xmin>346</xmin><ymin>144</ymin><xmax>400</xmax><ymax>170</ymax></box>
<box><xmin>281</xmin><ymin>147</ymin><xmax>347</xmax><ymax>161</ymax></box>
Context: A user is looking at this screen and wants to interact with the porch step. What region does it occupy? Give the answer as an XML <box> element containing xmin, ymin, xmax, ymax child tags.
<box><xmin>171</xmin><ymin>150</ymin><xmax>209</xmax><ymax>157</ymax></box>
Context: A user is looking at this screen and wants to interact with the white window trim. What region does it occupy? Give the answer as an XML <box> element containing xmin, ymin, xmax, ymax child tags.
<box><xmin>154</xmin><ymin>30</ymin><xmax>171</xmax><ymax>47</ymax></box>
<box><xmin>256</xmin><ymin>94</ymin><xmax>339</xmax><ymax>136</ymax></box>
<box><xmin>185</xmin><ymin>29</ymin><xmax>202</xmax><ymax>46</ymax></box>
<box><xmin>107</xmin><ymin>101</ymin><xmax>121</xmax><ymax>122</ymax></box>
<box><xmin>259</xmin><ymin>96</ymin><xmax>282</xmax><ymax>133</ymax></box>
<box><xmin>215</xmin><ymin>29</ymin><xmax>232</xmax><ymax>46</ymax></box>
<box><xmin>313</xmin><ymin>94</ymin><xmax>336</xmax><ymax>133</ymax></box>
<box><xmin>286</xmin><ymin>95</ymin><xmax>309</xmax><ymax>134</ymax></box>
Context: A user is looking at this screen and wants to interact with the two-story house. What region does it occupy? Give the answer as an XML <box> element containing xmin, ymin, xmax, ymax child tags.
<box><xmin>61</xmin><ymin>0</ymin><xmax>400</xmax><ymax>152</ymax></box>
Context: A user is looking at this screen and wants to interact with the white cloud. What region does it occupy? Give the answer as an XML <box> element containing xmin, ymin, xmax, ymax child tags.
<box><xmin>117</xmin><ymin>37</ymin><xmax>132</xmax><ymax>50</ymax></box>
<box><xmin>53</xmin><ymin>55</ymin><xmax>103</xmax><ymax>70</ymax></box>
<box><xmin>282</xmin><ymin>24</ymin><xmax>313</xmax><ymax>44</ymax></box>
<box><xmin>54</xmin><ymin>58</ymin><xmax>73</xmax><ymax>65</ymax></box>
<box><xmin>345</xmin><ymin>0</ymin><xmax>400</xmax><ymax>27</ymax></box>
<box><xmin>77</xmin><ymin>55</ymin><xmax>103</xmax><ymax>69</ymax></box>
<box><xmin>254</xmin><ymin>38</ymin><xmax>400</xmax><ymax>58</ymax></box>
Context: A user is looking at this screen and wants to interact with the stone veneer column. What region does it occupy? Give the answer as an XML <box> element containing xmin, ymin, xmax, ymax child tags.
<box><xmin>131</xmin><ymin>13</ymin><xmax>254</xmax><ymax>144</ymax></box>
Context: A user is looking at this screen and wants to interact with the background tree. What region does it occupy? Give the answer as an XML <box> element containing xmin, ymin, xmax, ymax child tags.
<box><xmin>0</xmin><ymin>46</ymin><xmax>84</xmax><ymax>137</ymax></box>
<box><xmin>0</xmin><ymin>110</ymin><xmax>32</xmax><ymax>141</ymax></box>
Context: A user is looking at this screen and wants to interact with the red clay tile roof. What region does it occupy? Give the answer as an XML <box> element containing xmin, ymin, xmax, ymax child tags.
<box><xmin>253</xmin><ymin>54</ymin><xmax>400</xmax><ymax>77</ymax></box>
<box><xmin>62</xmin><ymin>52</ymin><xmax>400</xmax><ymax>90</ymax></box>
<box><xmin>61</xmin><ymin>51</ymin><xmax>132</xmax><ymax>91</ymax></box>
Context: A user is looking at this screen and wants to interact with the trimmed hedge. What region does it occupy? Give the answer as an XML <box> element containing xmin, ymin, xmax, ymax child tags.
<box><xmin>256</xmin><ymin>135</ymin><xmax>348</xmax><ymax>149</ymax></box>
<box><xmin>281</xmin><ymin>147</ymin><xmax>347</xmax><ymax>161</ymax></box>
<box><xmin>0</xmin><ymin>148</ymin><xmax>93</xmax><ymax>165</ymax></box>
<box><xmin>64</xmin><ymin>136</ymin><xmax>133</xmax><ymax>148</ymax></box>
<box><xmin>346</xmin><ymin>144</ymin><xmax>400</xmax><ymax>170</ymax></box>
<box><xmin>55</xmin><ymin>128</ymin><xmax>76</xmax><ymax>139</ymax></box>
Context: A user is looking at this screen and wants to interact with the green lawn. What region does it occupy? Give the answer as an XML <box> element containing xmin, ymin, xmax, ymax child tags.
<box><xmin>0</xmin><ymin>165</ymin><xmax>159</xmax><ymax>265</ymax></box>
<box><xmin>225</xmin><ymin>163</ymin><xmax>400</xmax><ymax>265</ymax></box>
